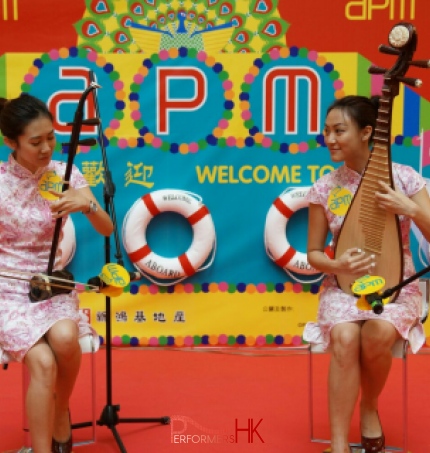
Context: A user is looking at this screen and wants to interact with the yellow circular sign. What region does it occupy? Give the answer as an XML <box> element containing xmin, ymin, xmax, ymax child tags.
<box><xmin>351</xmin><ymin>275</ymin><xmax>385</xmax><ymax>295</ymax></box>
<box><xmin>99</xmin><ymin>263</ymin><xmax>131</xmax><ymax>288</ymax></box>
<box><xmin>327</xmin><ymin>186</ymin><xmax>352</xmax><ymax>216</ymax></box>
<box><xmin>39</xmin><ymin>171</ymin><xmax>63</xmax><ymax>200</ymax></box>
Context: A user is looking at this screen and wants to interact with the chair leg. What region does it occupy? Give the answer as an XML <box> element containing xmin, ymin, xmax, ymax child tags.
<box><xmin>309</xmin><ymin>347</ymin><xmax>332</xmax><ymax>445</ymax></box>
<box><xmin>402</xmin><ymin>343</ymin><xmax>408</xmax><ymax>453</ymax></box>
<box><xmin>22</xmin><ymin>366</ymin><xmax>31</xmax><ymax>448</ymax></box>
<box><xmin>308</xmin><ymin>346</ymin><xmax>315</xmax><ymax>441</ymax></box>
<box><xmin>70</xmin><ymin>336</ymin><xmax>97</xmax><ymax>446</ymax></box>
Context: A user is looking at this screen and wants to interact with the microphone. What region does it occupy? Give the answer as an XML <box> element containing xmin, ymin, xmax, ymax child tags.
<box><xmin>364</xmin><ymin>292</ymin><xmax>384</xmax><ymax>315</ymax></box>
<box><xmin>87</xmin><ymin>271</ymin><xmax>141</xmax><ymax>289</ymax></box>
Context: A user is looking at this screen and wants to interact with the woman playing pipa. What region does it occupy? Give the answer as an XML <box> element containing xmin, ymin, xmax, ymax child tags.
<box><xmin>304</xmin><ymin>22</ymin><xmax>430</xmax><ymax>453</ymax></box>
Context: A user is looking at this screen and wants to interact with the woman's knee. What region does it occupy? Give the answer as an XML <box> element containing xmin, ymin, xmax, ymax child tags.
<box><xmin>25</xmin><ymin>345</ymin><xmax>57</xmax><ymax>385</ymax></box>
<box><xmin>330</xmin><ymin>323</ymin><xmax>361</xmax><ymax>363</ymax></box>
<box><xmin>361</xmin><ymin>320</ymin><xmax>398</xmax><ymax>359</ymax></box>
<box><xmin>46</xmin><ymin>321</ymin><xmax>80</xmax><ymax>358</ymax></box>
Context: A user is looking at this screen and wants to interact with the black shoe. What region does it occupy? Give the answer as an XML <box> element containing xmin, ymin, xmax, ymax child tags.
<box><xmin>51</xmin><ymin>435</ymin><xmax>72</xmax><ymax>453</ymax></box>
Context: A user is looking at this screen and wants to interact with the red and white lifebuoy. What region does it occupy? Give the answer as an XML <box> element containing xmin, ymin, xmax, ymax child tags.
<box><xmin>60</xmin><ymin>216</ymin><xmax>76</xmax><ymax>267</ymax></box>
<box><xmin>122</xmin><ymin>189</ymin><xmax>216</xmax><ymax>282</ymax></box>
<box><xmin>265</xmin><ymin>187</ymin><xmax>332</xmax><ymax>275</ymax></box>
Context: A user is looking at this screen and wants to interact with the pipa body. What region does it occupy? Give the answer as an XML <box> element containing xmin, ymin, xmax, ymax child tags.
<box><xmin>335</xmin><ymin>93</ymin><xmax>403</xmax><ymax>302</ymax></box>
<box><xmin>334</xmin><ymin>22</ymin><xmax>424</xmax><ymax>302</ymax></box>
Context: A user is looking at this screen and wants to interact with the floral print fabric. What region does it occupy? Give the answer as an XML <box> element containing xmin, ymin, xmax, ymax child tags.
<box><xmin>0</xmin><ymin>154</ymin><xmax>98</xmax><ymax>362</ymax></box>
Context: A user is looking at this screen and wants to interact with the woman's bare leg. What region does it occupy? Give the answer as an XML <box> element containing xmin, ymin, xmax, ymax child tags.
<box><xmin>329</xmin><ymin>322</ymin><xmax>362</xmax><ymax>453</ymax></box>
<box><xmin>24</xmin><ymin>339</ymin><xmax>57</xmax><ymax>453</ymax></box>
<box><xmin>360</xmin><ymin>319</ymin><xmax>399</xmax><ymax>438</ymax></box>
<box><xmin>45</xmin><ymin>319</ymin><xmax>81</xmax><ymax>442</ymax></box>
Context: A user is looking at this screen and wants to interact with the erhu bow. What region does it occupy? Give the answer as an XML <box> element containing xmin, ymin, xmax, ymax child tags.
<box><xmin>335</xmin><ymin>22</ymin><xmax>429</xmax><ymax>312</ymax></box>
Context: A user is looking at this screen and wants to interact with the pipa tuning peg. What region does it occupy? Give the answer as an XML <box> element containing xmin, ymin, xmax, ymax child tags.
<box><xmin>409</xmin><ymin>60</ymin><xmax>430</xmax><ymax>68</ymax></box>
<box><xmin>397</xmin><ymin>76</ymin><xmax>422</xmax><ymax>87</ymax></box>
<box><xmin>378</xmin><ymin>44</ymin><xmax>400</xmax><ymax>56</ymax></box>
<box><xmin>368</xmin><ymin>66</ymin><xmax>387</xmax><ymax>75</ymax></box>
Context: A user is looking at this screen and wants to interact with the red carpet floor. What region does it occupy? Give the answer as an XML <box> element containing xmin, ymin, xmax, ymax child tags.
<box><xmin>1</xmin><ymin>347</ymin><xmax>430</xmax><ymax>453</ymax></box>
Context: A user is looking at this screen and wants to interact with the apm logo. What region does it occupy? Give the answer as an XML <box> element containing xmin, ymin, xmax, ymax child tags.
<box><xmin>234</xmin><ymin>418</ymin><xmax>265</xmax><ymax>444</ymax></box>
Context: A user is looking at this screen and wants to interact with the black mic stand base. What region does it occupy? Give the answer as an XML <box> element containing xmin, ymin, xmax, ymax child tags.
<box><xmin>97</xmin><ymin>405</ymin><xmax>170</xmax><ymax>453</ymax></box>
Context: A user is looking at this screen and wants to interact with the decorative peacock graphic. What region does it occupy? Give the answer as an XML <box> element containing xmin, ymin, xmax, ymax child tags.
<box><xmin>74</xmin><ymin>0</ymin><xmax>289</xmax><ymax>54</ymax></box>
<box><xmin>129</xmin><ymin>10</ymin><xmax>235</xmax><ymax>54</ymax></box>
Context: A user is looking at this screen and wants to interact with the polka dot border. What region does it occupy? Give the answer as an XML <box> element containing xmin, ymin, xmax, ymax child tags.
<box><xmin>21</xmin><ymin>46</ymin><xmax>118</xmax><ymax>154</ymax></box>
<box><xmin>111</xmin><ymin>47</ymin><xmax>234</xmax><ymax>154</ymax></box>
<box><xmin>122</xmin><ymin>281</ymin><xmax>321</xmax><ymax>295</ymax></box>
<box><xmin>238</xmin><ymin>46</ymin><xmax>344</xmax><ymax>154</ymax></box>
<box><xmin>100</xmin><ymin>333</ymin><xmax>309</xmax><ymax>347</ymax></box>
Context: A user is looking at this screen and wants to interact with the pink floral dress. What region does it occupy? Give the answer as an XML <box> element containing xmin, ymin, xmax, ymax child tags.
<box><xmin>0</xmin><ymin>154</ymin><xmax>98</xmax><ymax>362</ymax></box>
<box><xmin>303</xmin><ymin>163</ymin><xmax>426</xmax><ymax>353</ymax></box>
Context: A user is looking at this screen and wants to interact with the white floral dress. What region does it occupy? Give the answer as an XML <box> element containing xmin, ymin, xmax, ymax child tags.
<box><xmin>303</xmin><ymin>163</ymin><xmax>425</xmax><ymax>353</ymax></box>
<box><xmin>0</xmin><ymin>154</ymin><xmax>98</xmax><ymax>362</ymax></box>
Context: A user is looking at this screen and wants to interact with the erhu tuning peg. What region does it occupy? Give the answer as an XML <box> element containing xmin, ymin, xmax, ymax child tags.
<box><xmin>62</xmin><ymin>138</ymin><xmax>97</xmax><ymax>148</ymax></box>
<box><xmin>66</xmin><ymin>118</ymin><xmax>100</xmax><ymax>127</ymax></box>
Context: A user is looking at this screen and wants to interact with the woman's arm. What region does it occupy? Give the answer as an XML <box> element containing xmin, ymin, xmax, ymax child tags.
<box><xmin>49</xmin><ymin>185</ymin><xmax>114</xmax><ymax>237</ymax></box>
<box><xmin>376</xmin><ymin>182</ymin><xmax>430</xmax><ymax>243</ymax></box>
<box><xmin>76</xmin><ymin>186</ymin><xmax>114</xmax><ymax>236</ymax></box>
<box><xmin>307</xmin><ymin>202</ymin><xmax>374</xmax><ymax>276</ymax></box>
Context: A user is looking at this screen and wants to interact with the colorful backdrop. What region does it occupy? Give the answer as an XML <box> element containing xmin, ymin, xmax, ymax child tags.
<box><xmin>1</xmin><ymin>0</ymin><xmax>430</xmax><ymax>348</ymax></box>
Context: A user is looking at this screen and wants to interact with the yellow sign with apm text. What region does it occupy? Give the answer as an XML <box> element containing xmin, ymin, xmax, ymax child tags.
<box><xmin>328</xmin><ymin>186</ymin><xmax>353</xmax><ymax>216</ymax></box>
<box><xmin>38</xmin><ymin>171</ymin><xmax>63</xmax><ymax>200</ymax></box>
<box><xmin>352</xmin><ymin>274</ymin><xmax>389</xmax><ymax>313</ymax></box>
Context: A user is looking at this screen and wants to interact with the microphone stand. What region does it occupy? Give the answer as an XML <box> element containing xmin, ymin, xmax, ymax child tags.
<box><xmin>88</xmin><ymin>71</ymin><xmax>170</xmax><ymax>452</ymax></box>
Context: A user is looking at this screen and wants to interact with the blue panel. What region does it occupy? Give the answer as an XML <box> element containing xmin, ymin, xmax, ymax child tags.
<box><xmin>403</xmin><ymin>86</ymin><xmax>420</xmax><ymax>137</ymax></box>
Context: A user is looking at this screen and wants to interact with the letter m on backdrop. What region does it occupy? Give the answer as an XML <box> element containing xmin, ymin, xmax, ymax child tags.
<box><xmin>263</xmin><ymin>67</ymin><xmax>320</xmax><ymax>135</ymax></box>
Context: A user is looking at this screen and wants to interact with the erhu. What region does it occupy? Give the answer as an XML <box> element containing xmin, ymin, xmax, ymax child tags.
<box><xmin>29</xmin><ymin>82</ymin><xmax>100</xmax><ymax>302</ymax></box>
<box><xmin>335</xmin><ymin>22</ymin><xmax>430</xmax><ymax>307</ymax></box>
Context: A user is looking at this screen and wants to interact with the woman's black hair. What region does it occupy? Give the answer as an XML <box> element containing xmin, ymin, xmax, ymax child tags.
<box><xmin>326</xmin><ymin>95</ymin><xmax>380</xmax><ymax>142</ymax></box>
<box><xmin>0</xmin><ymin>93</ymin><xmax>53</xmax><ymax>141</ymax></box>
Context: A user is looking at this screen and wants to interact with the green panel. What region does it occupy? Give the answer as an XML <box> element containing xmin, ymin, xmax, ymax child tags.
<box><xmin>356</xmin><ymin>53</ymin><xmax>371</xmax><ymax>97</ymax></box>
<box><xmin>0</xmin><ymin>55</ymin><xmax>6</xmax><ymax>97</ymax></box>
<box><xmin>420</xmin><ymin>97</ymin><xmax>430</xmax><ymax>131</ymax></box>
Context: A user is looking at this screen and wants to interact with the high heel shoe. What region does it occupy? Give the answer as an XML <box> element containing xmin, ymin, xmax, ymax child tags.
<box><xmin>361</xmin><ymin>412</ymin><xmax>385</xmax><ymax>453</ymax></box>
<box><xmin>361</xmin><ymin>433</ymin><xmax>385</xmax><ymax>453</ymax></box>
<box><xmin>51</xmin><ymin>436</ymin><xmax>72</xmax><ymax>453</ymax></box>
<box><xmin>52</xmin><ymin>409</ymin><xmax>72</xmax><ymax>453</ymax></box>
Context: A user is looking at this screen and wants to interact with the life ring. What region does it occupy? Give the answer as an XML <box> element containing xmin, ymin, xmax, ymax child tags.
<box><xmin>122</xmin><ymin>189</ymin><xmax>216</xmax><ymax>282</ymax></box>
<box><xmin>60</xmin><ymin>216</ymin><xmax>76</xmax><ymax>267</ymax></box>
<box><xmin>265</xmin><ymin>187</ymin><xmax>332</xmax><ymax>275</ymax></box>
